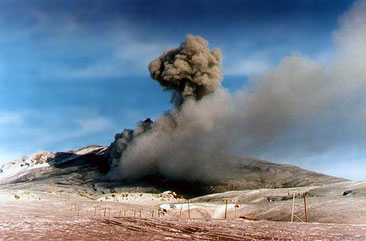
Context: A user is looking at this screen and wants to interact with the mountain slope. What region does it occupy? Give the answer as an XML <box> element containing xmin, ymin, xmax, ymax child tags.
<box><xmin>3</xmin><ymin>145</ymin><xmax>365</xmax><ymax>224</ymax></box>
<box><xmin>0</xmin><ymin>145</ymin><xmax>345</xmax><ymax>197</ymax></box>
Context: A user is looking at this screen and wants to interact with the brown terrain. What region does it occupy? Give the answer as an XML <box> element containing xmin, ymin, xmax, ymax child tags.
<box><xmin>0</xmin><ymin>145</ymin><xmax>365</xmax><ymax>240</ymax></box>
<box><xmin>0</xmin><ymin>192</ymin><xmax>366</xmax><ymax>241</ymax></box>
<box><xmin>0</xmin><ymin>194</ymin><xmax>366</xmax><ymax>241</ymax></box>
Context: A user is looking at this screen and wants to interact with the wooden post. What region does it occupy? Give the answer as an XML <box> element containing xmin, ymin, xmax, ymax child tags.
<box><xmin>104</xmin><ymin>208</ymin><xmax>106</xmax><ymax>217</ymax></box>
<box><xmin>124</xmin><ymin>210</ymin><xmax>126</xmax><ymax>217</ymax></box>
<box><xmin>151</xmin><ymin>210</ymin><xmax>154</xmax><ymax>218</ymax></box>
<box><xmin>234</xmin><ymin>204</ymin><xmax>237</xmax><ymax>218</ymax></box>
<box><xmin>291</xmin><ymin>192</ymin><xmax>296</xmax><ymax>222</ymax></box>
<box><xmin>224</xmin><ymin>200</ymin><xmax>228</xmax><ymax>220</ymax></box>
<box><xmin>187</xmin><ymin>200</ymin><xmax>191</xmax><ymax>219</ymax></box>
<box><xmin>139</xmin><ymin>209</ymin><xmax>142</xmax><ymax>218</ymax></box>
<box><xmin>179</xmin><ymin>202</ymin><xmax>182</xmax><ymax>218</ymax></box>
<box><xmin>303</xmin><ymin>193</ymin><xmax>308</xmax><ymax>222</ymax></box>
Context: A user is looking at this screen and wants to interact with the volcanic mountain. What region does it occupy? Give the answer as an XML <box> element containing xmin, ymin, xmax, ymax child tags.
<box><xmin>2</xmin><ymin>145</ymin><xmax>366</xmax><ymax>225</ymax></box>
<box><xmin>0</xmin><ymin>144</ymin><xmax>345</xmax><ymax>197</ymax></box>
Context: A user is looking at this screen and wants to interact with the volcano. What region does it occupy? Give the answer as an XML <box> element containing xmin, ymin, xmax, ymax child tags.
<box><xmin>0</xmin><ymin>144</ymin><xmax>345</xmax><ymax>197</ymax></box>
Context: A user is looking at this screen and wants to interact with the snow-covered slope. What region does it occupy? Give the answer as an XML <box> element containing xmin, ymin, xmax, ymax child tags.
<box><xmin>0</xmin><ymin>144</ymin><xmax>345</xmax><ymax>198</ymax></box>
<box><xmin>0</xmin><ymin>145</ymin><xmax>107</xmax><ymax>185</ymax></box>
<box><xmin>1</xmin><ymin>145</ymin><xmax>363</xmax><ymax>224</ymax></box>
<box><xmin>0</xmin><ymin>152</ymin><xmax>54</xmax><ymax>183</ymax></box>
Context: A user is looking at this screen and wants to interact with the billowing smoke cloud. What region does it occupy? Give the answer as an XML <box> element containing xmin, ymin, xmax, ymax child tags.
<box><xmin>148</xmin><ymin>35</ymin><xmax>223</xmax><ymax>106</ymax></box>
<box><xmin>105</xmin><ymin>118</ymin><xmax>153</xmax><ymax>168</ymax></box>
<box><xmin>108</xmin><ymin>0</ymin><xmax>366</xmax><ymax>182</ymax></box>
<box><xmin>106</xmin><ymin>35</ymin><xmax>226</xmax><ymax>181</ymax></box>
<box><xmin>236</xmin><ymin>0</ymin><xmax>366</xmax><ymax>162</ymax></box>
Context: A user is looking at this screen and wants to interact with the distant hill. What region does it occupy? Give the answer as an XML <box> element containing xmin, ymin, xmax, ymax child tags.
<box><xmin>0</xmin><ymin>145</ymin><xmax>345</xmax><ymax>197</ymax></box>
<box><xmin>4</xmin><ymin>145</ymin><xmax>366</xmax><ymax>224</ymax></box>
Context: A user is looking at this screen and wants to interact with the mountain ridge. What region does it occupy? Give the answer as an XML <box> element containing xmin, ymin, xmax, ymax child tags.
<box><xmin>0</xmin><ymin>145</ymin><xmax>346</xmax><ymax>197</ymax></box>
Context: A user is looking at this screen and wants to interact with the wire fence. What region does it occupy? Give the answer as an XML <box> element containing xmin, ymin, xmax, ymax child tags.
<box><xmin>51</xmin><ymin>188</ymin><xmax>309</xmax><ymax>222</ymax></box>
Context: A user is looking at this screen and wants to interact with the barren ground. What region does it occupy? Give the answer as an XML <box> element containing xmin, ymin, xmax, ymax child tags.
<box><xmin>1</xmin><ymin>148</ymin><xmax>365</xmax><ymax>240</ymax></box>
<box><xmin>1</xmin><ymin>190</ymin><xmax>366</xmax><ymax>241</ymax></box>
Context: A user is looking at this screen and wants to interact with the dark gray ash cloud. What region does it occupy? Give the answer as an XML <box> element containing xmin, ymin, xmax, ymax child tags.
<box><xmin>149</xmin><ymin>35</ymin><xmax>222</xmax><ymax>106</ymax></box>
<box><xmin>108</xmin><ymin>0</ymin><xmax>366</xmax><ymax>182</ymax></box>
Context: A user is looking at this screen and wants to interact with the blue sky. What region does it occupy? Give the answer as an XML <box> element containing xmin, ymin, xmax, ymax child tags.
<box><xmin>0</xmin><ymin>0</ymin><xmax>361</xmax><ymax>178</ymax></box>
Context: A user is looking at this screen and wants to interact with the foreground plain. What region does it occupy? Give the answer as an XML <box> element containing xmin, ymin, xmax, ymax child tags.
<box><xmin>0</xmin><ymin>191</ymin><xmax>366</xmax><ymax>241</ymax></box>
<box><xmin>1</xmin><ymin>146</ymin><xmax>366</xmax><ymax>240</ymax></box>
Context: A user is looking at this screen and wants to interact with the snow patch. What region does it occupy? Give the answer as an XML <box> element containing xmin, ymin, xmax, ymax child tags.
<box><xmin>0</xmin><ymin>152</ymin><xmax>54</xmax><ymax>182</ymax></box>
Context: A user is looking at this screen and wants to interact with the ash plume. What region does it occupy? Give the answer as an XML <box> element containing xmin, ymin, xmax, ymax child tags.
<box><xmin>148</xmin><ymin>35</ymin><xmax>223</xmax><ymax>106</ymax></box>
<box><xmin>107</xmin><ymin>0</ymin><xmax>366</xmax><ymax>182</ymax></box>
<box><xmin>107</xmin><ymin>35</ymin><xmax>227</xmax><ymax>182</ymax></box>
<box><xmin>105</xmin><ymin>118</ymin><xmax>153</xmax><ymax>168</ymax></box>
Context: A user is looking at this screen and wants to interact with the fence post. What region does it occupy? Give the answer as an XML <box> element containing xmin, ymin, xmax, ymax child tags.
<box><xmin>291</xmin><ymin>192</ymin><xmax>296</xmax><ymax>222</ymax></box>
<box><xmin>234</xmin><ymin>203</ymin><xmax>238</xmax><ymax>218</ymax></box>
<box><xmin>224</xmin><ymin>200</ymin><xmax>228</xmax><ymax>220</ymax></box>
<box><xmin>303</xmin><ymin>193</ymin><xmax>308</xmax><ymax>222</ymax></box>
<box><xmin>179</xmin><ymin>202</ymin><xmax>182</xmax><ymax>218</ymax></box>
<box><xmin>187</xmin><ymin>200</ymin><xmax>191</xmax><ymax>219</ymax></box>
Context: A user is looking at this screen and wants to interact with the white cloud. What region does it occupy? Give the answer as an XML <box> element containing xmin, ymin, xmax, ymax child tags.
<box><xmin>0</xmin><ymin>112</ymin><xmax>23</xmax><ymax>126</ymax></box>
<box><xmin>224</xmin><ymin>54</ymin><xmax>272</xmax><ymax>76</ymax></box>
<box><xmin>0</xmin><ymin>110</ymin><xmax>116</xmax><ymax>165</ymax></box>
<box><xmin>0</xmin><ymin>7</ymin><xmax>171</xmax><ymax>80</ymax></box>
<box><xmin>75</xmin><ymin>116</ymin><xmax>114</xmax><ymax>133</ymax></box>
<box><xmin>56</xmin><ymin>39</ymin><xmax>168</xmax><ymax>79</ymax></box>
<box><xmin>26</xmin><ymin>114</ymin><xmax>115</xmax><ymax>146</ymax></box>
